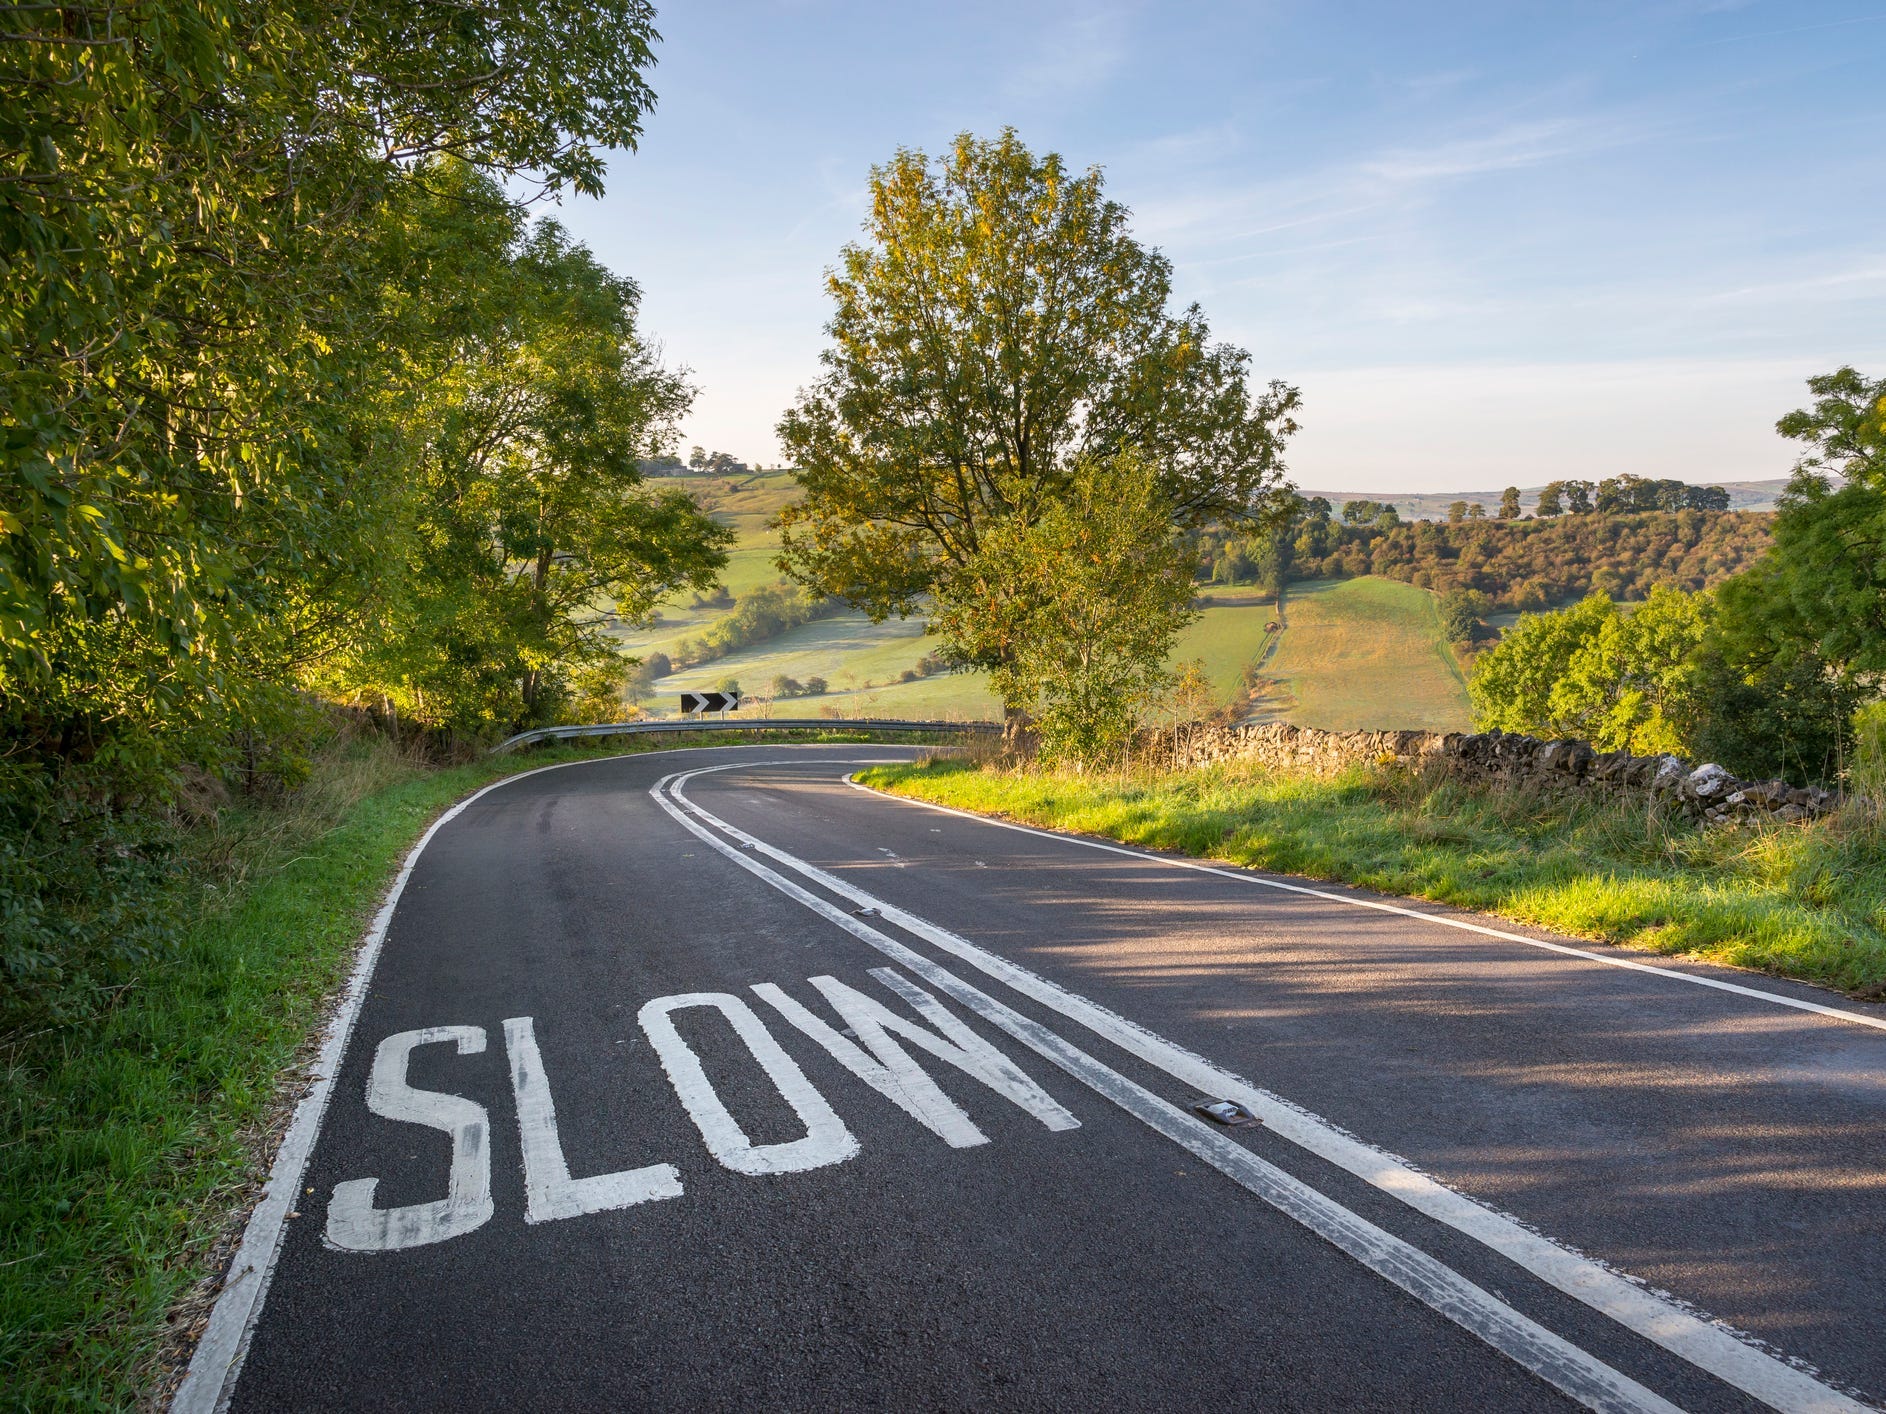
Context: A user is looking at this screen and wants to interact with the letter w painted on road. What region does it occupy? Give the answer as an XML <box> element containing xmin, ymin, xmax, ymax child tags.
<box><xmin>754</xmin><ymin>970</ymin><xmax>1079</xmax><ymax>1148</ymax></box>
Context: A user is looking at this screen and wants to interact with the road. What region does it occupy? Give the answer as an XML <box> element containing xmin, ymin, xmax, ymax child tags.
<box><xmin>177</xmin><ymin>745</ymin><xmax>1886</xmax><ymax>1412</ymax></box>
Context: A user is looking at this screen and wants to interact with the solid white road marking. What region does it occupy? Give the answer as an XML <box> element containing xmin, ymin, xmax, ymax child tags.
<box><xmin>662</xmin><ymin>760</ymin><xmax>1874</xmax><ymax>1414</ymax></box>
<box><xmin>754</xmin><ymin>973</ymin><xmax>1079</xmax><ymax>1147</ymax></box>
<box><xmin>844</xmin><ymin>775</ymin><xmax>1886</xmax><ymax>1035</ymax></box>
<box><xmin>653</xmin><ymin>770</ymin><xmax>1686</xmax><ymax>1414</ymax></box>
<box><xmin>502</xmin><ymin>1017</ymin><xmax>684</xmax><ymax>1223</ymax></box>
<box><xmin>324</xmin><ymin>1027</ymin><xmax>496</xmax><ymax>1253</ymax></box>
<box><xmin>639</xmin><ymin>991</ymin><xmax>861</xmax><ymax>1176</ymax></box>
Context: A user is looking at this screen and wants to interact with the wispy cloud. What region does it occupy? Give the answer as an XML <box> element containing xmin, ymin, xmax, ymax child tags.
<box><xmin>1001</xmin><ymin>8</ymin><xmax>1130</xmax><ymax>103</ymax></box>
<box><xmin>1702</xmin><ymin>261</ymin><xmax>1886</xmax><ymax>303</ymax></box>
<box><xmin>1359</xmin><ymin>119</ymin><xmax>1592</xmax><ymax>184</ymax></box>
<box><xmin>1129</xmin><ymin>108</ymin><xmax>1650</xmax><ymax>255</ymax></box>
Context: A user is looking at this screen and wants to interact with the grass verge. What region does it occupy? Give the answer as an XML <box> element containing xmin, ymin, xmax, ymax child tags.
<box><xmin>1</xmin><ymin>728</ymin><xmax>884</xmax><ymax>1411</ymax></box>
<box><xmin>858</xmin><ymin>756</ymin><xmax>1886</xmax><ymax>997</ymax></box>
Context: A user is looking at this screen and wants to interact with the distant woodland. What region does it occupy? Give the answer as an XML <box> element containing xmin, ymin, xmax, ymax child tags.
<box><xmin>1197</xmin><ymin>504</ymin><xmax>1774</xmax><ymax>610</ymax></box>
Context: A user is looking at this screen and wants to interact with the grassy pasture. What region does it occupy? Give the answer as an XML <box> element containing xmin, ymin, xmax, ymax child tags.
<box><xmin>1172</xmin><ymin>600</ymin><xmax>1280</xmax><ymax>700</ymax></box>
<box><xmin>1257</xmin><ymin>577</ymin><xmax>1472</xmax><ymax>732</ymax></box>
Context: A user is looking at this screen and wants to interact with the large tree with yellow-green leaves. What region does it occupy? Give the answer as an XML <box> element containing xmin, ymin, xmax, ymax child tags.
<box><xmin>2</xmin><ymin>0</ymin><xmax>665</xmax><ymax>762</ymax></box>
<box><xmin>777</xmin><ymin>129</ymin><xmax>1299</xmax><ymax>729</ymax></box>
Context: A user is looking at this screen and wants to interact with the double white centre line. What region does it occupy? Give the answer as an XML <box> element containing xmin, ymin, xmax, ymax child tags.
<box><xmin>652</xmin><ymin>761</ymin><xmax>1869</xmax><ymax>1414</ymax></box>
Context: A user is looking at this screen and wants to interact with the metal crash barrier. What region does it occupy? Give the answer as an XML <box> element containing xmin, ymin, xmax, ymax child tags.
<box><xmin>490</xmin><ymin>717</ymin><xmax>1000</xmax><ymax>755</ymax></box>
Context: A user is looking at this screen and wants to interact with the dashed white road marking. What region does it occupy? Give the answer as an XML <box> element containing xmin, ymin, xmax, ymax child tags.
<box><xmin>660</xmin><ymin>760</ymin><xmax>1874</xmax><ymax>1414</ymax></box>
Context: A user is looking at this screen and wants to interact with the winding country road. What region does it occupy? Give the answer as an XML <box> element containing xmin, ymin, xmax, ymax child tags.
<box><xmin>177</xmin><ymin>745</ymin><xmax>1886</xmax><ymax>1412</ymax></box>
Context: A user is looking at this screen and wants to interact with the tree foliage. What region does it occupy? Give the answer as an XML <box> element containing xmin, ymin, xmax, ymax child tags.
<box><xmin>1469</xmin><ymin>589</ymin><xmax>1710</xmax><ymax>755</ymax></box>
<box><xmin>1678</xmin><ymin>366</ymin><xmax>1886</xmax><ymax>782</ymax></box>
<box><xmin>932</xmin><ymin>455</ymin><xmax>1198</xmax><ymax>765</ymax></box>
<box><xmin>777</xmin><ymin>129</ymin><xmax>1298</xmax><ymax>716</ymax></box>
<box><xmin>321</xmin><ymin>200</ymin><xmax>729</xmax><ymax>730</ymax></box>
<box><xmin>2</xmin><ymin>0</ymin><xmax>662</xmax><ymax>744</ymax></box>
<box><xmin>1261</xmin><ymin>503</ymin><xmax>1770</xmax><ymax>609</ymax></box>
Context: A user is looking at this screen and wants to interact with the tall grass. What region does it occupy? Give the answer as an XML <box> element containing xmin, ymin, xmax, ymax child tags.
<box><xmin>863</xmin><ymin>756</ymin><xmax>1886</xmax><ymax>997</ymax></box>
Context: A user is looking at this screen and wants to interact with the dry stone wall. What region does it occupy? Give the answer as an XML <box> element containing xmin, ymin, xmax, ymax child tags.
<box><xmin>1169</xmin><ymin>721</ymin><xmax>1836</xmax><ymax>824</ymax></box>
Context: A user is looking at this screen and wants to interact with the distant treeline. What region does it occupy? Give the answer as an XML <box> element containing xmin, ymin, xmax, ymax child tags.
<box><xmin>1198</xmin><ymin>501</ymin><xmax>1773</xmax><ymax>611</ymax></box>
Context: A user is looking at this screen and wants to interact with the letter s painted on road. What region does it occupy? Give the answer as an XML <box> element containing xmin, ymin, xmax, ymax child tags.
<box><xmin>326</xmin><ymin>1026</ymin><xmax>495</xmax><ymax>1252</ymax></box>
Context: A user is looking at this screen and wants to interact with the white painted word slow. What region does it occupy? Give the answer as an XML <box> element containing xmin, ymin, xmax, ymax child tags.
<box><xmin>324</xmin><ymin>968</ymin><xmax>1078</xmax><ymax>1252</ymax></box>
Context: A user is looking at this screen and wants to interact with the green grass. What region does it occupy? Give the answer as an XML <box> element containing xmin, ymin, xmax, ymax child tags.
<box><xmin>817</xmin><ymin>671</ymin><xmax>1002</xmax><ymax>719</ymax></box>
<box><xmin>0</xmin><ymin>727</ymin><xmax>885</xmax><ymax>1410</ymax></box>
<box><xmin>1172</xmin><ymin>600</ymin><xmax>1281</xmax><ymax>700</ymax></box>
<box><xmin>1258</xmin><ymin>577</ymin><xmax>1472</xmax><ymax>731</ymax></box>
<box><xmin>859</xmin><ymin>757</ymin><xmax>1886</xmax><ymax>997</ymax></box>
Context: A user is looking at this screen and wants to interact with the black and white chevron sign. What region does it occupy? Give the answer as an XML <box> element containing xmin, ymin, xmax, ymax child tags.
<box><xmin>679</xmin><ymin>689</ymin><xmax>741</xmax><ymax>714</ymax></box>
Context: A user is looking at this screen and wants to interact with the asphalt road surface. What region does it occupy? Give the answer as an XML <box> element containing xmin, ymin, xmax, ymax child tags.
<box><xmin>177</xmin><ymin>745</ymin><xmax>1886</xmax><ymax>1412</ymax></box>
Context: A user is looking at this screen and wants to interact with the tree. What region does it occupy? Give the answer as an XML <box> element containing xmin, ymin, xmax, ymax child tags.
<box><xmin>1468</xmin><ymin>589</ymin><xmax>1711</xmax><ymax>755</ymax></box>
<box><xmin>626</xmin><ymin>652</ymin><xmax>673</xmax><ymax>704</ymax></box>
<box><xmin>1499</xmin><ymin>487</ymin><xmax>1522</xmax><ymax>519</ymax></box>
<box><xmin>1448</xmin><ymin>501</ymin><xmax>1469</xmax><ymax>524</ymax></box>
<box><xmin>1671</xmin><ymin>366</ymin><xmax>1886</xmax><ymax>782</ymax></box>
<box><xmin>1343</xmin><ymin>499</ymin><xmax>1388</xmax><ymax>527</ymax></box>
<box><xmin>776</xmin><ymin>130</ymin><xmax>1299</xmax><ymax>727</ymax></box>
<box><xmin>1766</xmin><ymin>367</ymin><xmax>1886</xmax><ymax>676</ymax></box>
<box><xmin>932</xmin><ymin>454</ymin><xmax>1199</xmax><ymax>765</ymax></box>
<box><xmin>1</xmin><ymin>0</ymin><xmax>665</xmax><ymax>757</ymax></box>
<box><xmin>1439</xmin><ymin>589</ymin><xmax>1491</xmax><ymax>644</ymax></box>
<box><xmin>1563</xmin><ymin>480</ymin><xmax>1595</xmax><ymax>514</ymax></box>
<box><xmin>1535</xmin><ymin>483</ymin><xmax>1565</xmax><ymax>517</ymax></box>
<box><xmin>1690</xmin><ymin>559</ymin><xmax>1864</xmax><ymax>784</ymax></box>
<box><xmin>1467</xmin><ymin>502</ymin><xmax>1487</xmax><ymax>520</ymax></box>
<box><xmin>347</xmin><ymin>215</ymin><xmax>731</xmax><ymax>730</ymax></box>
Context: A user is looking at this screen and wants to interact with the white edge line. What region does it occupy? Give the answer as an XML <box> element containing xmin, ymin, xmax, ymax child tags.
<box><xmin>169</xmin><ymin>744</ymin><xmax>882</xmax><ymax>1413</ymax></box>
<box><xmin>841</xmin><ymin>775</ymin><xmax>1886</xmax><ymax>1034</ymax></box>
<box><xmin>670</xmin><ymin>761</ymin><xmax>1872</xmax><ymax>1414</ymax></box>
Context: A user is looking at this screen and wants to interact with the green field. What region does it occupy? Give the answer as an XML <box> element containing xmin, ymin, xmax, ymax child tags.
<box><xmin>1253</xmin><ymin>577</ymin><xmax>1472</xmax><ymax>732</ymax></box>
<box><xmin>1172</xmin><ymin>593</ymin><xmax>1281</xmax><ymax>699</ymax></box>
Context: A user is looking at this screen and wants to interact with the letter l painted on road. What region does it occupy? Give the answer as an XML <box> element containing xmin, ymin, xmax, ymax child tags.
<box><xmin>503</xmin><ymin>1017</ymin><xmax>684</xmax><ymax>1223</ymax></box>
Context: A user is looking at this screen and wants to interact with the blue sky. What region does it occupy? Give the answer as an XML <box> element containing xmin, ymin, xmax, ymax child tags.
<box><xmin>546</xmin><ymin>1</ymin><xmax>1886</xmax><ymax>493</ymax></box>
